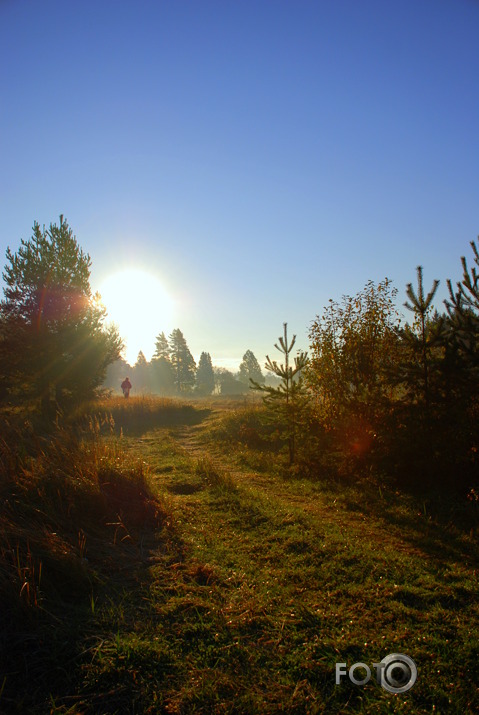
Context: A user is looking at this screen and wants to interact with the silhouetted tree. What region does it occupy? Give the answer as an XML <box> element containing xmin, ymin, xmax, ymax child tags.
<box><xmin>445</xmin><ymin>239</ymin><xmax>479</xmax><ymax>395</ymax></box>
<box><xmin>196</xmin><ymin>352</ymin><xmax>215</xmax><ymax>395</ymax></box>
<box><xmin>0</xmin><ymin>216</ymin><xmax>122</xmax><ymax>413</ymax></box>
<box><xmin>150</xmin><ymin>356</ymin><xmax>175</xmax><ymax>395</ymax></box>
<box><xmin>385</xmin><ymin>265</ymin><xmax>474</xmax><ymax>488</ymax></box>
<box><xmin>251</xmin><ymin>323</ymin><xmax>309</xmax><ymax>465</ymax></box>
<box><xmin>153</xmin><ymin>331</ymin><xmax>170</xmax><ymax>360</ymax></box>
<box><xmin>402</xmin><ymin>266</ymin><xmax>441</xmax><ymax>409</ymax></box>
<box><xmin>238</xmin><ymin>350</ymin><xmax>265</xmax><ymax>386</ymax></box>
<box><xmin>169</xmin><ymin>328</ymin><xmax>196</xmax><ymax>393</ymax></box>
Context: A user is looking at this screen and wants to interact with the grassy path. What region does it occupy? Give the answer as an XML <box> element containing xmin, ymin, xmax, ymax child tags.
<box><xmin>4</xmin><ymin>399</ymin><xmax>477</xmax><ymax>713</ymax></box>
<box><xmin>171</xmin><ymin>419</ymin><xmax>431</xmax><ymax>561</ymax></box>
<box><xmin>104</xmin><ymin>412</ymin><xmax>479</xmax><ymax>714</ymax></box>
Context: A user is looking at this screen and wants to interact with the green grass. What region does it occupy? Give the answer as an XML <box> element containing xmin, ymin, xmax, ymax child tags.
<box><xmin>1</xmin><ymin>398</ymin><xmax>478</xmax><ymax>713</ymax></box>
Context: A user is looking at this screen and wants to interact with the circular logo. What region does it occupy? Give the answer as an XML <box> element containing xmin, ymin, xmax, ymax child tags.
<box><xmin>379</xmin><ymin>653</ymin><xmax>417</xmax><ymax>693</ymax></box>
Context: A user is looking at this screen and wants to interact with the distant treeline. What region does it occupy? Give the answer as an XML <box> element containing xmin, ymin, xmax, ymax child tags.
<box><xmin>104</xmin><ymin>337</ymin><xmax>275</xmax><ymax>396</ymax></box>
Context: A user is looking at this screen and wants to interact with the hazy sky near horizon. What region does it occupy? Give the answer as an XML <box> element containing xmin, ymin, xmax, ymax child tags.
<box><xmin>1</xmin><ymin>0</ymin><xmax>478</xmax><ymax>367</ymax></box>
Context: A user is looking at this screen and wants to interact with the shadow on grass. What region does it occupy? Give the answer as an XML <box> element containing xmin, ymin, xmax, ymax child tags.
<box><xmin>338</xmin><ymin>478</ymin><xmax>479</xmax><ymax>569</ymax></box>
<box><xmin>0</xmin><ymin>428</ymin><xmax>186</xmax><ymax>714</ymax></box>
<box><xmin>96</xmin><ymin>398</ymin><xmax>212</xmax><ymax>437</ymax></box>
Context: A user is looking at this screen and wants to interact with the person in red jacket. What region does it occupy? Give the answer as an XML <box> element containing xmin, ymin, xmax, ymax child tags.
<box><xmin>121</xmin><ymin>377</ymin><xmax>132</xmax><ymax>398</ymax></box>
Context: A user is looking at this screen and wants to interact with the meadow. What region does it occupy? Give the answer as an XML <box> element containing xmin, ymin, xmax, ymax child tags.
<box><xmin>1</xmin><ymin>395</ymin><xmax>478</xmax><ymax>714</ymax></box>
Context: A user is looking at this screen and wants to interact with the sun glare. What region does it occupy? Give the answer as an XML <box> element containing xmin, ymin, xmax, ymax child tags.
<box><xmin>99</xmin><ymin>269</ymin><xmax>174</xmax><ymax>365</ymax></box>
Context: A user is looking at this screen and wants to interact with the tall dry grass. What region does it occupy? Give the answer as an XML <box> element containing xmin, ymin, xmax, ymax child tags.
<box><xmin>0</xmin><ymin>412</ymin><xmax>166</xmax><ymax>632</ymax></box>
<box><xmin>77</xmin><ymin>394</ymin><xmax>205</xmax><ymax>435</ymax></box>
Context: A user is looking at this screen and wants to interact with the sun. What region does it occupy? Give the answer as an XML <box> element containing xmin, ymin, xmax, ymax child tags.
<box><xmin>99</xmin><ymin>269</ymin><xmax>174</xmax><ymax>365</ymax></box>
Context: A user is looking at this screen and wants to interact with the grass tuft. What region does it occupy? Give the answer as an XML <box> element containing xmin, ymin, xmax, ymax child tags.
<box><xmin>194</xmin><ymin>456</ymin><xmax>237</xmax><ymax>492</ymax></box>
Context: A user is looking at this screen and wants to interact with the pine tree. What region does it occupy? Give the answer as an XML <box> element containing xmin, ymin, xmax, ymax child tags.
<box><xmin>251</xmin><ymin>323</ymin><xmax>309</xmax><ymax>465</ymax></box>
<box><xmin>0</xmin><ymin>216</ymin><xmax>122</xmax><ymax>413</ymax></box>
<box><xmin>402</xmin><ymin>266</ymin><xmax>441</xmax><ymax>409</ymax></box>
<box><xmin>439</xmin><ymin>240</ymin><xmax>479</xmax><ymax>478</ymax></box>
<box><xmin>169</xmin><ymin>328</ymin><xmax>196</xmax><ymax>393</ymax></box>
<box><xmin>445</xmin><ymin>239</ymin><xmax>479</xmax><ymax>391</ymax></box>
<box><xmin>153</xmin><ymin>331</ymin><xmax>170</xmax><ymax>360</ymax></box>
<box><xmin>238</xmin><ymin>349</ymin><xmax>265</xmax><ymax>385</ymax></box>
<box><xmin>196</xmin><ymin>352</ymin><xmax>215</xmax><ymax>395</ymax></box>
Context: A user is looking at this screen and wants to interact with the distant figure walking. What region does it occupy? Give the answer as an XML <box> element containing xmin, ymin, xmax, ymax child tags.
<box><xmin>121</xmin><ymin>377</ymin><xmax>132</xmax><ymax>398</ymax></box>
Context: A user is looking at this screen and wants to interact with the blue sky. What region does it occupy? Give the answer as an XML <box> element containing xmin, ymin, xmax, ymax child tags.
<box><xmin>1</xmin><ymin>0</ymin><xmax>478</xmax><ymax>368</ymax></box>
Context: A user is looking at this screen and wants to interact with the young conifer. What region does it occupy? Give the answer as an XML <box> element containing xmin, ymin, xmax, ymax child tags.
<box><xmin>445</xmin><ymin>239</ymin><xmax>479</xmax><ymax>378</ymax></box>
<box><xmin>251</xmin><ymin>323</ymin><xmax>309</xmax><ymax>465</ymax></box>
<box><xmin>402</xmin><ymin>266</ymin><xmax>441</xmax><ymax>409</ymax></box>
